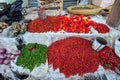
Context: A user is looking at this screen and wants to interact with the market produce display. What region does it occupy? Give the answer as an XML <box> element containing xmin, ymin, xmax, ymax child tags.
<box><xmin>98</xmin><ymin>46</ymin><xmax>120</xmax><ymax>71</ymax></box>
<box><xmin>27</xmin><ymin>15</ymin><xmax>110</xmax><ymax>33</ymax></box>
<box><xmin>0</xmin><ymin>0</ymin><xmax>119</xmax><ymax>79</ymax></box>
<box><xmin>54</xmin><ymin>15</ymin><xmax>110</xmax><ymax>33</ymax></box>
<box><xmin>0</xmin><ymin>48</ymin><xmax>20</xmax><ymax>65</ymax></box>
<box><xmin>16</xmin><ymin>43</ymin><xmax>47</xmax><ymax>71</ymax></box>
<box><xmin>47</xmin><ymin>37</ymin><xmax>99</xmax><ymax>77</ymax></box>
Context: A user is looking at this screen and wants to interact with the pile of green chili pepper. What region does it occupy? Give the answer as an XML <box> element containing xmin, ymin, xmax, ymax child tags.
<box><xmin>16</xmin><ymin>43</ymin><xmax>47</xmax><ymax>71</ymax></box>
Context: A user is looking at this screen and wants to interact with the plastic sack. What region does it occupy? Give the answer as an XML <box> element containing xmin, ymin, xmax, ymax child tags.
<box><xmin>0</xmin><ymin>0</ymin><xmax>23</xmax><ymax>24</ymax></box>
<box><xmin>8</xmin><ymin>0</ymin><xmax>23</xmax><ymax>21</ymax></box>
<box><xmin>100</xmin><ymin>0</ymin><xmax>115</xmax><ymax>8</ymax></box>
<box><xmin>114</xmin><ymin>37</ymin><xmax>120</xmax><ymax>57</ymax></box>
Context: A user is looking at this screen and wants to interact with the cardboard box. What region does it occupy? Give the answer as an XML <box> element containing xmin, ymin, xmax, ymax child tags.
<box><xmin>92</xmin><ymin>0</ymin><xmax>115</xmax><ymax>8</ymax></box>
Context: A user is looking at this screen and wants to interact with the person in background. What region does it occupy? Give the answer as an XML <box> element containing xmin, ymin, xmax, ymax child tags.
<box><xmin>0</xmin><ymin>0</ymin><xmax>23</xmax><ymax>25</ymax></box>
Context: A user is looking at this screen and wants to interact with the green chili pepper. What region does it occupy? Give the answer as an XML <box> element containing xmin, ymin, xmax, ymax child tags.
<box><xmin>16</xmin><ymin>43</ymin><xmax>47</xmax><ymax>71</ymax></box>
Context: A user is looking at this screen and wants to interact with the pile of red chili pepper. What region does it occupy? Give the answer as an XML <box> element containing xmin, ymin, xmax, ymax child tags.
<box><xmin>91</xmin><ymin>23</ymin><xmax>110</xmax><ymax>33</ymax></box>
<box><xmin>54</xmin><ymin>15</ymin><xmax>110</xmax><ymax>33</ymax></box>
<box><xmin>27</xmin><ymin>16</ymin><xmax>61</xmax><ymax>33</ymax></box>
<box><xmin>47</xmin><ymin>37</ymin><xmax>99</xmax><ymax>77</ymax></box>
<box><xmin>98</xmin><ymin>46</ymin><xmax>120</xmax><ymax>71</ymax></box>
<box><xmin>27</xmin><ymin>15</ymin><xmax>110</xmax><ymax>33</ymax></box>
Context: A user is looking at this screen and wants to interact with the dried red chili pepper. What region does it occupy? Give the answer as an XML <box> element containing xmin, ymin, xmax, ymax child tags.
<box><xmin>29</xmin><ymin>46</ymin><xmax>36</xmax><ymax>52</ymax></box>
<box><xmin>47</xmin><ymin>37</ymin><xmax>99</xmax><ymax>77</ymax></box>
<box><xmin>98</xmin><ymin>46</ymin><xmax>120</xmax><ymax>71</ymax></box>
<box><xmin>93</xmin><ymin>23</ymin><xmax>110</xmax><ymax>33</ymax></box>
<box><xmin>27</xmin><ymin>15</ymin><xmax>110</xmax><ymax>33</ymax></box>
<box><xmin>27</xmin><ymin>16</ymin><xmax>61</xmax><ymax>33</ymax></box>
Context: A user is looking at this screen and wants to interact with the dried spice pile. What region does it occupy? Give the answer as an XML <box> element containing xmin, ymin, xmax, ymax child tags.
<box><xmin>27</xmin><ymin>16</ymin><xmax>61</xmax><ymax>33</ymax></box>
<box><xmin>54</xmin><ymin>15</ymin><xmax>110</xmax><ymax>33</ymax></box>
<box><xmin>98</xmin><ymin>46</ymin><xmax>120</xmax><ymax>71</ymax></box>
<box><xmin>47</xmin><ymin>37</ymin><xmax>99</xmax><ymax>77</ymax></box>
<box><xmin>16</xmin><ymin>43</ymin><xmax>47</xmax><ymax>71</ymax></box>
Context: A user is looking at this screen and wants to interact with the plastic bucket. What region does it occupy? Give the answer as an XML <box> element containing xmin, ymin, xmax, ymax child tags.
<box><xmin>92</xmin><ymin>37</ymin><xmax>107</xmax><ymax>51</ymax></box>
<box><xmin>37</xmin><ymin>8</ymin><xmax>46</xmax><ymax>20</ymax></box>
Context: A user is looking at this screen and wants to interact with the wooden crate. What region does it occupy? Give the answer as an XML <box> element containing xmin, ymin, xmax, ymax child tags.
<box><xmin>39</xmin><ymin>0</ymin><xmax>63</xmax><ymax>10</ymax></box>
<box><xmin>63</xmin><ymin>0</ymin><xmax>77</xmax><ymax>9</ymax></box>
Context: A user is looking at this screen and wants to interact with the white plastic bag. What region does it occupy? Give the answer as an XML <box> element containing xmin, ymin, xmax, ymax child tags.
<box><xmin>100</xmin><ymin>0</ymin><xmax>115</xmax><ymax>8</ymax></box>
<box><xmin>114</xmin><ymin>37</ymin><xmax>120</xmax><ymax>57</ymax></box>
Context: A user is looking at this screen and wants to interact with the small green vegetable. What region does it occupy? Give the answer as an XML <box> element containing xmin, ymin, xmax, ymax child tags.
<box><xmin>16</xmin><ymin>43</ymin><xmax>47</xmax><ymax>71</ymax></box>
<box><xmin>103</xmin><ymin>63</ymin><xmax>110</xmax><ymax>68</ymax></box>
<box><xmin>118</xmin><ymin>64</ymin><xmax>120</xmax><ymax>67</ymax></box>
<box><xmin>107</xmin><ymin>51</ymin><xmax>111</xmax><ymax>54</ymax></box>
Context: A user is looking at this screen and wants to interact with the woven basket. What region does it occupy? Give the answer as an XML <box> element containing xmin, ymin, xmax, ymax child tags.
<box><xmin>67</xmin><ymin>4</ymin><xmax>102</xmax><ymax>15</ymax></box>
<box><xmin>104</xmin><ymin>6</ymin><xmax>112</xmax><ymax>13</ymax></box>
